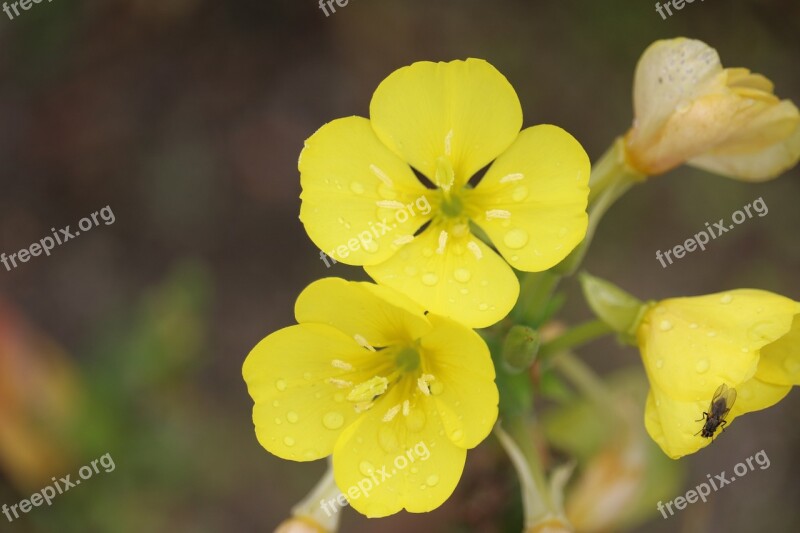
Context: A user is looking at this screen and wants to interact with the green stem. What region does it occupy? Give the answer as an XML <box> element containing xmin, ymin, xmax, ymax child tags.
<box><xmin>552</xmin><ymin>351</ymin><xmax>621</xmax><ymax>422</ymax></box>
<box><xmin>513</xmin><ymin>270</ymin><xmax>562</xmax><ymax>325</ymax></box>
<box><xmin>538</xmin><ymin>320</ymin><xmax>614</xmax><ymax>361</ymax></box>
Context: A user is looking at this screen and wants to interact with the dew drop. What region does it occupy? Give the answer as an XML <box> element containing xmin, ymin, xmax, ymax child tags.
<box><xmin>511</xmin><ymin>186</ymin><xmax>529</xmax><ymax>202</ymax></box>
<box><xmin>707</xmin><ymin>331</ymin><xmax>717</xmax><ymax>338</ymax></box>
<box><xmin>689</xmin><ymin>323</ymin><xmax>698</xmax><ymax>329</ymax></box>
<box><xmin>741</xmin><ymin>347</ymin><xmax>749</xmax><ymax>354</ymax></box>
<box><xmin>558</xmin><ymin>226</ymin><xmax>568</xmax><ymax>237</ymax></box>
<box><xmin>784</xmin><ymin>358</ymin><xmax>800</xmax><ymax>374</ymax></box>
<box><xmin>274</xmin><ymin>417</ymin><xmax>282</xmax><ymax>425</ymax></box>
<box><xmin>359</xmin><ymin>461</ymin><xmax>375</xmax><ymax>476</ymax></box>
<box><xmin>287</xmin><ymin>411</ymin><xmax>299</xmax><ymax>423</ymax></box>
<box><xmin>350</xmin><ymin>182</ymin><xmax>365</xmax><ymax>194</ymax></box>
<box><xmin>451</xmin><ymin>429</ymin><xmax>464</xmax><ymax>441</ymax></box>
<box><xmin>422</xmin><ymin>248</ymin><xmax>434</xmax><ymax>258</ymax></box>
<box><xmin>410</xmin><ymin>466</ymin><xmax>419</xmax><ymax>474</ymax></box>
<box><xmin>422</xmin><ymin>273</ymin><xmax>439</xmax><ymax>286</ymax></box>
<box><xmin>656</xmin><ymin>359</ymin><xmax>664</xmax><ymax>369</ymax></box>
<box><xmin>304</xmin><ymin>450</ymin><xmax>318</xmax><ymax>459</ymax></box>
<box><xmin>659</xmin><ymin>320</ymin><xmax>673</xmax><ymax>331</ymax></box>
<box><xmin>272</xmin><ymin>400</ymin><xmax>280</xmax><ymax>407</ymax></box>
<box><xmin>425</xmin><ymin>475</ymin><xmax>440</xmax><ymax>487</ymax></box>
<box><xmin>695</xmin><ymin>359</ymin><xmax>710</xmax><ymax>373</ymax></box>
<box><xmin>479</xmin><ymin>303</ymin><xmax>489</xmax><ymax>311</ymax></box>
<box><xmin>503</xmin><ymin>229</ymin><xmax>529</xmax><ymax>249</ymax></box>
<box><xmin>480</xmin><ymin>280</ymin><xmax>489</xmax><ymax>287</ymax></box>
<box><xmin>404</xmin><ymin>265</ymin><xmax>418</xmax><ymax>276</ymax></box>
<box><xmin>459</xmin><ymin>287</ymin><xmax>469</xmax><ymax>295</ymax></box>
<box><xmin>323</xmin><ymin>411</ymin><xmax>344</xmax><ymax>430</ymax></box>
<box><xmin>430</xmin><ymin>382</ymin><xmax>444</xmax><ymax>395</ymax></box>
<box><xmin>283</xmin><ymin>436</ymin><xmax>296</xmax><ymax>447</ymax></box>
<box><xmin>454</xmin><ymin>268</ymin><xmax>472</xmax><ymax>283</ymax></box>
<box><xmin>378</xmin><ymin>426</ymin><xmax>400</xmax><ymax>452</ymax></box>
<box><xmin>405</xmin><ymin>409</ymin><xmax>426</xmax><ymax>432</ymax></box>
<box><xmin>720</xmin><ymin>294</ymin><xmax>733</xmax><ymax>304</ymax></box>
<box><xmin>276</xmin><ymin>379</ymin><xmax>287</xmax><ymax>391</ymax></box>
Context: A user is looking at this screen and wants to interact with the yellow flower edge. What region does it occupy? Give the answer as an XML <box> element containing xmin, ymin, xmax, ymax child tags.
<box><xmin>637</xmin><ymin>289</ymin><xmax>800</xmax><ymax>458</ymax></box>
<box><xmin>243</xmin><ymin>278</ymin><xmax>499</xmax><ymax>516</ymax></box>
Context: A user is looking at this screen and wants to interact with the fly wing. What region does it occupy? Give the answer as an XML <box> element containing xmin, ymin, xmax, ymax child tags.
<box><xmin>720</xmin><ymin>386</ymin><xmax>737</xmax><ymax>415</ymax></box>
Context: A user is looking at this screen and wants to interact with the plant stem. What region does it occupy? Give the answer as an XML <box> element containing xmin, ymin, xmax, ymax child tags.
<box><xmin>552</xmin><ymin>351</ymin><xmax>621</xmax><ymax>422</ymax></box>
<box><xmin>538</xmin><ymin>320</ymin><xmax>614</xmax><ymax>361</ymax></box>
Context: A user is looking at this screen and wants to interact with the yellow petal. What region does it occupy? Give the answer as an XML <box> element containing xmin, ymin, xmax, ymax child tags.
<box><xmin>332</xmin><ymin>385</ymin><xmax>466</xmax><ymax>517</ymax></box>
<box><xmin>294</xmin><ymin>278</ymin><xmax>432</xmax><ymax>347</ymax></box>
<box><xmin>466</xmin><ymin>125</ymin><xmax>590</xmax><ymax>271</ymax></box>
<box><xmin>299</xmin><ymin>116</ymin><xmax>433</xmax><ymax>265</ymax></box>
<box><xmin>638</xmin><ymin>290</ymin><xmax>797</xmax><ymax>402</ymax></box>
<box><xmin>365</xmin><ymin>223</ymin><xmax>519</xmax><ymax>328</ymax></box>
<box><xmin>645</xmin><ymin>376</ymin><xmax>791</xmax><ymax>460</ymax></box>
<box><xmin>688</xmin><ymin>122</ymin><xmax>800</xmax><ymax>181</ymax></box>
<box><xmin>419</xmin><ymin>314</ymin><xmax>498</xmax><ymax>448</ymax></box>
<box><xmin>370</xmin><ymin>58</ymin><xmax>522</xmax><ymax>187</ymax></box>
<box><xmin>758</xmin><ymin>313</ymin><xmax>800</xmax><ymax>386</ymax></box>
<box><xmin>631</xmin><ymin>38</ymin><xmax>724</xmax><ymax>145</ymax></box>
<box><xmin>243</xmin><ymin>324</ymin><xmax>376</xmax><ymax>461</ymax></box>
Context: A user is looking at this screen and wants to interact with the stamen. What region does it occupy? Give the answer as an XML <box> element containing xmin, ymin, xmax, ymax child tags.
<box><xmin>393</xmin><ymin>235</ymin><xmax>414</xmax><ymax>246</ymax></box>
<box><xmin>376</xmin><ymin>200</ymin><xmax>406</xmax><ymax>209</ymax></box>
<box><xmin>402</xmin><ymin>399</ymin><xmax>410</xmax><ymax>416</ymax></box>
<box><xmin>417</xmin><ymin>374</ymin><xmax>435</xmax><ymax>396</ymax></box>
<box><xmin>369</xmin><ymin>164</ymin><xmax>394</xmax><ymax>188</ymax></box>
<box><xmin>331</xmin><ymin>359</ymin><xmax>353</xmax><ymax>371</ymax></box>
<box><xmin>382</xmin><ymin>404</ymin><xmax>401</xmax><ymax>422</ymax></box>
<box><xmin>485</xmin><ymin>209</ymin><xmax>511</xmax><ymax>220</ymax></box>
<box><xmin>326</xmin><ymin>378</ymin><xmax>353</xmax><ymax>388</ymax></box>
<box><xmin>500</xmin><ymin>173</ymin><xmax>524</xmax><ymax>183</ymax></box>
<box><xmin>444</xmin><ymin>129</ymin><xmax>454</xmax><ymax>157</ymax></box>
<box><xmin>436</xmin><ymin>230</ymin><xmax>448</xmax><ymax>254</ymax></box>
<box><xmin>354</xmin><ymin>401</ymin><xmax>374</xmax><ymax>413</ymax></box>
<box><xmin>354</xmin><ymin>334</ymin><xmax>376</xmax><ymax>352</ymax></box>
<box><xmin>347</xmin><ymin>376</ymin><xmax>389</xmax><ymax>403</ymax></box>
<box><xmin>467</xmin><ymin>241</ymin><xmax>483</xmax><ymax>260</ymax></box>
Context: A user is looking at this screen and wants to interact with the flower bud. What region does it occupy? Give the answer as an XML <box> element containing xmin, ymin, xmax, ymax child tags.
<box><xmin>502</xmin><ymin>325</ymin><xmax>541</xmax><ymax>373</ymax></box>
<box><xmin>579</xmin><ymin>273</ymin><xmax>650</xmax><ymax>338</ymax></box>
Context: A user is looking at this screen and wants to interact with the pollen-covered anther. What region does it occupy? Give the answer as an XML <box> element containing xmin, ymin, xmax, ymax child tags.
<box><xmin>417</xmin><ymin>374</ymin><xmax>436</xmax><ymax>396</ymax></box>
<box><xmin>393</xmin><ymin>235</ymin><xmax>414</xmax><ymax>246</ymax></box>
<box><xmin>467</xmin><ymin>240</ymin><xmax>483</xmax><ymax>260</ymax></box>
<box><xmin>331</xmin><ymin>359</ymin><xmax>354</xmax><ymax>371</ymax></box>
<box><xmin>376</xmin><ymin>200</ymin><xmax>406</xmax><ymax>209</ymax></box>
<box><xmin>485</xmin><ymin>209</ymin><xmax>511</xmax><ymax>220</ymax></box>
<box><xmin>499</xmin><ymin>172</ymin><xmax>524</xmax><ymax>183</ymax></box>
<box><xmin>402</xmin><ymin>399</ymin><xmax>410</xmax><ymax>416</ymax></box>
<box><xmin>347</xmin><ymin>376</ymin><xmax>389</xmax><ymax>403</ymax></box>
<box><xmin>354</xmin><ymin>334</ymin><xmax>376</xmax><ymax>352</ymax></box>
<box><xmin>369</xmin><ymin>164</ymin><xmax>394</xmax><ymax>188</ymax></box>
<box><xmin>436</xmin><ymin>230</ymin><xmax>448</xmax><ymax>254</ymax></box>
<box><xmin>383</xmin><ymin>404</ymin><xmax>401</xmax><ymax>422</ymax></box>
<box><xmin>326</xmin><ymin>378</ymin><xmax>353</xmax><ymax>388</ymax></box>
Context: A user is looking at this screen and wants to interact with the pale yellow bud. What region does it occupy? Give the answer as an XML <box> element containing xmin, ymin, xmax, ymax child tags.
<box><xmin>625</xmin><ymin>37</ymin><xmax>800</xmax><ymax>180</ymax></box>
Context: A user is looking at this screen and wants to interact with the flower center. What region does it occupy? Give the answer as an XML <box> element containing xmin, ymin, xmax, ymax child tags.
<box><xmin>435</xmin><ymin>157</ymin><xmax>466</xmax><ymax>219</ymax></box>
<box><xmin>395</xmin><ymin>346</ymin><xmax>420</xmax><ymax>372</ymax></box>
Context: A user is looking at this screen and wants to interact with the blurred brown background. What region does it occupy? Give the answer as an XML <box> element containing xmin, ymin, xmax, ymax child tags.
<box><xmin>0</xmin><ymin>0</ymin><xmax>798</xmax><ymax>532</ymax></box>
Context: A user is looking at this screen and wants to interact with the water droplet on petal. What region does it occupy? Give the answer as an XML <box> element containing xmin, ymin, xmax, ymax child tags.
<box><xmin>720</xmin><ymin>294</ymin><xmax>733</xmax><ymax>304</ymax></box>
<box><xmin>451</xmin><ymin>429</ymin><xmax>464</xmax><ymax>441</ymax></box>
<box><xmin>689</xmin><ymin>323</ymin><xmax>698</xmax><ymax>329</ymax></box>
<box><xmin>422</xmin><ymin>273</ymin><xmax>439</xmax><ymax>286</ymax></box>
<box><xmin>359</xmin><ymin>461</ymin><xmax>375</xmax><ymax>476</ymax></box>
<box><xmin>430</xmin><ymin>382</ymin><xmax>444</xmax><ymax>395</ymax></box>
<box><xmin>283</xmin><ymin>436</ymin><xmax>296</xmax><ymax>447</ymax></box>
<box><xmin>512</xmin><ymin>186</ymin><xmax>529</xmax><ymax>202</ymax></box>
<box><xmin>405</xmin><ymin>409</ymin><xmax>426</xmax><ymax>432</ymax></box>
<box><xmin>410</xmin><ymin>466</ymin><xmax>419</xmax><ymax>474</ymax></box>
<box><xmin>276</xmin><ymin>379</ymin><xmax>287</xmax><ymax>391</ymax></box>
<box><xmin>323</xmin><ymin>411</ymin><xmax>344</xmax><ymax>430</ymax></box>
<box><xmin>707</xmin><ymin>330</ymin><xmax>717</xmax><ymax>338</ymax></box>
<box><xmin>459</xmin><ymin>287</ymin><xmax>469</xmax><ymax>295</ymax></box>
<box><xmin>404</xmin><ymin>265</ymin><xmax>418</xmax><ymax>276</ymax></box>
<box><xmin>272</xmin><ymin>400</ymin><xmax>280</xmax><ymax>407</ymax></box>
<box><xmin>479</xmin><ymin>303</ymin><xmax>489</xmax><ymax>311</ymax></box>
<box><xmin>656</xmin><ymin>359</ymin><xmax>664</xmax><ymax>369</ymax></box>
<box><xmin>503</xmin><ymin>229</ymin><xmax>529</xmax><ymax>249</ymax></box>
<box><xmin>350</xmin><ymin>182</ymin><xmax>365</xmax><ymax>194</ymax></box>
<box><xmin>695</xmin><ymin>359</ymin><xmax>709</xmax><ymax>373</ymax></box>
<box><xmin>425</xmin><ymin>474</ymin><xmax>440</xmax><ymax>487</ymax></box>
<box><xmin>659</xmin><ymin>320</ymin><xmax>673</xmax><ymax>331</ymax></box>
<box><xmin>287</xmin><ymin>412</ymin><xmax>299</xmax><ymax>423</ymax></box>
<box><xmin>454</xmin><ymin>268</ymin><xmax>472</xmax><ymax>283</ymax></box>
<box><xmin>422</xmin><ymin>248</ymin><xmax>434</xmax><ymax>258</ymax></box>
<box><xmin>274</xmin><ymin>417</ymin><xmax>282</xmax><ymax>425</ymax></box>
<box><xmin>378</xmin><ymin>426</ymin><xmax>400</xmax><ymax>452</ymax></box>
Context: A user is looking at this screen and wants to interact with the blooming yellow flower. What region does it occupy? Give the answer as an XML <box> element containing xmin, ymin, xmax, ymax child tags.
<box><xmin>299</xmin><ymin>59</ymin><xmax>590</xmax><ymax>328</ymax></box>
<box><xmin>636</xmin><ymin>289</ymin><xmax>800</xmax><ymax>459</ymax></box>
<box><xmin>625</xmin><ymin>38</ymin><xmax>800</xmax><ymax>180</ymax></box>
<box><xmin>242</xmin><ymin>278</ymin><xmax>498</xmax><ymax>517</ymax></box>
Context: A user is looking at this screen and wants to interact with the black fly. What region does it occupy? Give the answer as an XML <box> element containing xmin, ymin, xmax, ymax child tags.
<box><xmin>696</xmin><ymin>383</ymin><xmax>737</xmax><ymax>439</ymax></box>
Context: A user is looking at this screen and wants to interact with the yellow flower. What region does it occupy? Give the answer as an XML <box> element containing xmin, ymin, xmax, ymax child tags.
<box><xmin>299</xmin><ymin>59</ymin><xmax>590</xmax><ymax>328</ymax></box>
<box><xmin>636</xmin><ymin>289</ymin><xmax>800</xmax><ymax>459</ymax></box>
<box><xmin>242</xmin><ymin>278</ymin><xmax>498</xmax><ymax>517</ymax></box>
<box><xmin>624</xmin><ymin>38</ymin><xmax>800</xmax><ymax>180</ymax></box>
